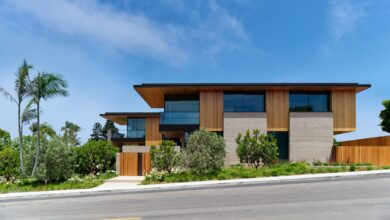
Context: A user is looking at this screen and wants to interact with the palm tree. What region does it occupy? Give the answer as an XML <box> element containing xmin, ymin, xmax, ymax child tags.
<box><xmin>29</xmin><ymin>122</ymin><xmax>57</xmax><ymax>140</ymax></box>
<box><xmin>0</xmin><ymin>60</ymin><xmax>33</xmax><ymax>176</ymax></box>
<box><xmin>29</xmin><ymin>72</ymin><xmax>69</xmax><ymax>176</ymax></box>
<box><xmin>61</xmin><ymin>121</ymin><xmax>81</xmax><ymax>146</ymax></box>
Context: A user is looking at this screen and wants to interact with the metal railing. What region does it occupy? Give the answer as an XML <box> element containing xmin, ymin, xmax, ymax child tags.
<box><xmin>112</xmin><ymin>130</ymin><xmax>145</xmax><ymax>139</ymax></box>
<box><xmin>160</xmin><ymin>112</ymin><xmax>199</xmax><ymax>125</ymax></box>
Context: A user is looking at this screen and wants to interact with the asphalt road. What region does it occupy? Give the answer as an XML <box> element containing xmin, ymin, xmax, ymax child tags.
<box><xmin>2</xmin><ymin>175</ymin><xmax>390</xmax><ymax>220</ymax></box>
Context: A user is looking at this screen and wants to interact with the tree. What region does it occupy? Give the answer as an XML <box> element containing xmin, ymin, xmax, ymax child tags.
<box><xmin>102</xmin><ymin>120</ymin><xmax>118</xmax><ymax>139</ymax></box>
<box><xmin>0</xmin><ymin>60</ymin><xmax>33</xmax><ymax>176</ymax></box>
<box><xmin>235</xmin><ymin>129</ymin><xmax>278</xmax><ymax>169</ymax></box>
<box><xmin>29</xmin><ymin>122</ymin><xmax>57</xmax><ymax>140</ymax></box>
<box><xmin>182</xmin><ymin>129</ymin><xmax>226</xmax><ymax>175</ymax></box>
<box><xmin>36</xmin><ymin>138</ymin><xmax>73</xmax><ymax>184</ymax></box>
<box><xmin>0</xmin><ymin>128</ymin><xmax>11</xmax><ymax>151</ymax></box>
<box><xmin>380</xmin><ymin>100</ymin><xmax>390</xmax><ymax>133</ymax></box>
<box><xmin>0</xmin><ymin>146</ymin><xmax>20</xmax><ymax>182</ymax></box>
<box><xmin>61</xmin><ymin>121</ymin><xmax>81</xmax><ymax>146</ymax></box>
<box><xmin>73</xmin><ymin>140</ymin><xmax>117</xmax><ymax>175</ymax></box>
<box><xmin>29</xmin><ymin>72</ymin><xmax>69</xmax><ymax>177</ymax></box>
<box><xmin>90</xmin><ymin>122</ymin><xmax>105</xmax><ymax>141</ymax></box>
<box><xmin>150</xmin><ymin>140</ymin><xmax>180</xmax><ymax>174</ymax></box>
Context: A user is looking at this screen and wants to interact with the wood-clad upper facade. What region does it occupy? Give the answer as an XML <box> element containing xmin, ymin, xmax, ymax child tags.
<box><xmin>101</xmin><ymin>83</ymin><xmax>370</xmax><ymax>148</ymax></box>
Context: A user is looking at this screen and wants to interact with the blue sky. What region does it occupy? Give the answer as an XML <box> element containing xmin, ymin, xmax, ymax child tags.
<box><xmin>0</xmin><ymin>0</ymin><xmax>389</xmax><ymax>143</ymax></box>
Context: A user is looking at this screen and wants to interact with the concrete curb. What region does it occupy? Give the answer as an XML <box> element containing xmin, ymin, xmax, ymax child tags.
<box><xmin>2</xmin><ymin>169</ymin><xmax>390</xmax><ymax>201</ymax></box>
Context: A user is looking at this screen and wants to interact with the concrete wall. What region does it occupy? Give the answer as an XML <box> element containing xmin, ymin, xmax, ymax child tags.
<box><xmin>115</xmin><ymin>152</ymin><xmax>121</xmax><ymax>175</ymax></box>
<box><xmin>122</xmin><ymin>145</ymin><xmax>181</xmax><ymax>153</ymax></box>
<box><xmin>289</xmin><ymin>112</ymin><xmax>333</xmax><ymax>162</ymax></box>
<box><xmin>223</xmin><ymin>112</ymin><xmax>267</xmax><ymax>165</ymax></box>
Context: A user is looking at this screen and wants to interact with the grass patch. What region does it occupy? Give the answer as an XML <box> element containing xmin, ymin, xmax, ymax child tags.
<box><xmin>0</xmin><ymin>173</ymin><xmax>116</xmax><ymax>194</ymax></box>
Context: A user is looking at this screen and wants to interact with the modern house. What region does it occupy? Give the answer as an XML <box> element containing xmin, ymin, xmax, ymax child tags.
<box><xmin>101</xmin><ymin>83</ymin><xmax>370</xmax><ymax>176</ymax></box>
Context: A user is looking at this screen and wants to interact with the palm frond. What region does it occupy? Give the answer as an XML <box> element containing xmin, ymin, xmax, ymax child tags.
<box><xmin>0</xmin><ymin>87</ymin><xmax>16</xmax><ymax>104</ymax></box>
<box><xmin>22</xmin><ymin>99</ymin><xmax>37</xmax><ymax>124</ymax></box>
<box><xmin>30</xmin><ymin>72</ymin><xmax>69</xmax><ymax>102</ymax></box>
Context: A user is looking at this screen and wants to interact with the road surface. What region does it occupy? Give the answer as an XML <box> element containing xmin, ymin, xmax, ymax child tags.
<box><xmin>2</xmin><ymin>174</ymin><xmax>390</xmax><ymax>220</ymax></box>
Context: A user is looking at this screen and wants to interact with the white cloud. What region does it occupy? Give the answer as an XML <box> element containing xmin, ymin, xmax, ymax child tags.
<box><xmin>1</xmin><ymin>0</ymin><xmax>250</xmax><ymax>66</ymax></box>
<box><xmin>328</xmin><ymin>0</ymin><xmax>366</xmax><ymax>43</ymax></box>
<box><xmin>2</xmin><ymin>0</ymin><xmax>187</xmax><ymax>65</ymax></box>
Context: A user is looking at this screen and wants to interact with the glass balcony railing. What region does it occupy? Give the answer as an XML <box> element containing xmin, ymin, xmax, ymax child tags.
<box><xmin>112</xmin><ymin>130</ymin><xmax>145</xmax><ymax>139</ymax></box>
<box><xmin>160</xmin><ymin>112</ymin><xmax>200</xmax><ymax>125</ymax></box>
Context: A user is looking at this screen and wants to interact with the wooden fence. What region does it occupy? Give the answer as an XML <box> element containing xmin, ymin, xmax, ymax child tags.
<box><xmin>335</xmin><ymin>136</ymin><xmax>390</xmax><ymax>166</ymax></box>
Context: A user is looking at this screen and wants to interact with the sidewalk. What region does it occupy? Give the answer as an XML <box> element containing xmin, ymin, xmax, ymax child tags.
<box><xmin>2</xmin><ymin>169</ymin><xmax>390</xmax><ymax>201</ymax></box>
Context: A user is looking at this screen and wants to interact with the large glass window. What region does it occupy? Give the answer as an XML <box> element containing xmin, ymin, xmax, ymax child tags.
<box><xmin>162</xmin><ymin>95</ymin><xmax>200</xmax><ymax>124</ymax></box>
<box><xmin>127</xmin><ymin>118</ymin><xmax>145</xmax><ymax>138</ymax></box>
<box><xmin>289</xmin><ymin>92</ymin><xmax>329</xmax><ymax>112</ymax></box>
<box><xmin>224</xmin><ymin>93</ymin><xmax>265</xmax><ymax>112</ymax></box>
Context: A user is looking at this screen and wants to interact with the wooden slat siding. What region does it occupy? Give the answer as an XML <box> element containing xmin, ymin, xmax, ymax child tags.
<box><xmin>142</xmin><ymin>153</ymin><xmax>152</xmax><ymax>175</ymax></box>
<box><xmin>135</xmin><ymin>85</ymin><xmax>369</xmax><ymax>108</ymax></box>
<box><xmin>336</xmin><ymin>146</ymin><xmax>390</xmax><ymax>166</ymax></box>
<box><xmin>146</xmin><ymin>117</ymin><xmax>162</xmax><ymax>146</ymax></box>
<box><xmin>340</xmin><ymin>136</ymin><xmax>390</xmax><ymax>146</ymax></box>
<box><xmin>331</xmin><ymin>90</ymin><xmax>356</xmax><ymax>134</ymax></box>
<box><xmin>266</xmin><ymin>90</ymin><xmax>289</xmax><ymax>131</ymax></box>
<box><xmin>120</xmin><ymin>153</ymin><xmax>139</xmax><ymax>176</ymax></box>
<box><xmin>200</xmin><ymin>91</ymin><xmax>224</xmax><ymax>131</ymax></box>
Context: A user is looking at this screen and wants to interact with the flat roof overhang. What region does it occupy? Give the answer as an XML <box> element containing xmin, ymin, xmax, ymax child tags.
<box><xmin>100</xmin><ymin>112</ymin><xmax>160</xmax><ymax>125</ymax></box>
<box><xmin>134</xmin><ymin>83</ymin><xmax>371</xmax><ymax>108</ymax></box>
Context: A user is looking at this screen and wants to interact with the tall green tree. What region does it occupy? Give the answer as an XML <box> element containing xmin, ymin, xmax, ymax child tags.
<box><xmin>0</xmin><ymin>128</ymin><xmax>12</xmax><ymax>151</ymax></box>
<box><xmin>29</xmin><ymin>72</ymin><xmax>69</xmax><ymax>176</ymax></box>
<box><xmin>90</xmin><ymin>122</ymin><xmax>105</xmax><ymax>141</ymax></box>
<box><xmin>0</xmin><ymin>60</ymin><xmax>33</xmax><ymax>175</ymax></box>
<box><xmin>380</xmin><ymin>100</ymin><xmax>390</xmax><ymax>133</ymax></box>
<box><xmin>102</xmin><ymin>119</ymin><xmax>118</xmax><ymax>139</ymax></box>
<box><xmin>61</xmin><ymin>121</ymin><xmax>81</xmax><ymax>146</ymax></box>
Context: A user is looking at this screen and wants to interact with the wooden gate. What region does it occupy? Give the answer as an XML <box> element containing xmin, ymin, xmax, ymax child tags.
<box><xmin>120</xmin><ymin>152</ymin><xmax>151</xmax><ymax>176</ymax></box>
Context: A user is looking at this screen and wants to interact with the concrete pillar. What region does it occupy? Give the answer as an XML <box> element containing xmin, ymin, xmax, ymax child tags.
<box><xmin>115</xmin><ymin>152</ymin><xmax>121</xmax><ymax>175</ymax></box>
<box><xmin>223</xmin><ymin>112</ymin><xmax>267</xmax><ymax>165</ymax></box>
<box><xmin>289</xmin><ymin>112</ymin><xmax>333</xmax><ymax>162</ymax></box>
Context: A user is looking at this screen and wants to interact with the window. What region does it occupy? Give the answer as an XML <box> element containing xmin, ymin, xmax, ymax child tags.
<box><xmin>162</xmin><ymin>94</ymin><xmax>200</xmax><ymax>124</ymax></box>
<box><xmin>224</xmin><ymin>93</ymin><xmax>265</xmax><ymax>112</ymax></box>
<box><xmin>127</xmin><ymin>118</ymin><xmax>145</xmax><ymax>138</ymax></box>
<box><xmin>289</xmin><ymin>92</ymin><xmax>329</xmax><ymax>112</ymax></box>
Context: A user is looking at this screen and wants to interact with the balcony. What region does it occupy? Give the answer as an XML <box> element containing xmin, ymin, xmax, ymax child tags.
<box><xmin>111</xmin><ymin>130</ymin><xmax>145</xmax><ymax>141</ymax></box>
<box><xmin>159</xmin><ymin>112</ymin><xmax>199</xmax><ymax>132</ymax></box>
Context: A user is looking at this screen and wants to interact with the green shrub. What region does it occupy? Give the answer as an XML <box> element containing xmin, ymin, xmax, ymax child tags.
<box><xmin>150</xmin><ymin>140</ymin><xmax>180</xmax><ymax>174</ymax></box>
<box><xmin>74</xmin><ymin>140</ymin><xmax>117</xmax><ymax>175</ymax></box>
<box><xmin>0</xmin><ymin>146</ymin><xmax>20</xmax><ymax>182</ymax></box>
<box><xmin>349</xmin><ymin>164</ymin><xmax>356</xmax><ymax>171</ymax></box>
<box><xmin>235</xmin><ymin>129</ymin><xmax>278</xmax><ymax>169</ymax></box>
<box><xmin>35</xmin><ymin>138</ymin><xmax>74</xmax><ymax>183</ymax></box>
<box><xmin>182</xmin><ymin>129</ymin><xmax>226</xmax><ymax>175</ymax></box>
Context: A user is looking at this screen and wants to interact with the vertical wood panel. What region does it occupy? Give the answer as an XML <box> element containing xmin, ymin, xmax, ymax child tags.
<box><xmin>120</xmin><ymin>153</ymin><xmax>140</xmax><ymax>176</ymax></box>
<box><xmin>200</xmin><ymin>91</ymin><xmax>223</xmax><ymax>131</ymax></box>
<box><xmin>142</xmin><ymin>153</ymin><xmax>151</xmax><ymax>175</ymax></box>
<box><xmin>340</xmin><ymin>136</ymin><xmax>390</xmax><ymax>146</ymax></box>
<box><xmin>266</xmin><ymin>90</ymin><xmax>289</xmax><ymax>131</ymax></box>
<box><xmin>335</xmin><ymin>146</ymin><xmax>390</xmax><ymax>166</ymax></box>
<box><xmin>146</xmin><ymin>117</ymin><xmax>162</xmax><ymax>146</ymax></box>
<box><xmin>331</xmin><ymin>90</ymin><xmax>356</xmax><ymax>134</ymax></box>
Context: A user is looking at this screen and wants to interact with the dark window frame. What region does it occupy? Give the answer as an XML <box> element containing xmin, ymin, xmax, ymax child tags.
<box><xmin>223</xmin><ymin>91</ymin><xmax>266</xmax><ymax>112</ymax></box>
<box><xmin>289</xmin><ymin>91</ymin><xmax>330</xmax><ymax>112</ymax></box>
<box><xmin>126</xmin><ymin>117</ymin><xmax>146</xmax><ymax>139</ymax></box>
<box><xmin>162</xmin><ymin>94</ymin><xmax>200</xmax><ymax>125</ymax></box>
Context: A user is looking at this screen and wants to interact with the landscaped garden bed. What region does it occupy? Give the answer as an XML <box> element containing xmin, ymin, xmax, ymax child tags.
<box><xmin>0</xmin><ymin>173</ymin><xmax>116</xmax><ymax>193</ymax></box>
<box><xmin>142</xmin><ymin>162</ymin><xmax>389</xmax><ymax>185</ymax></box>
